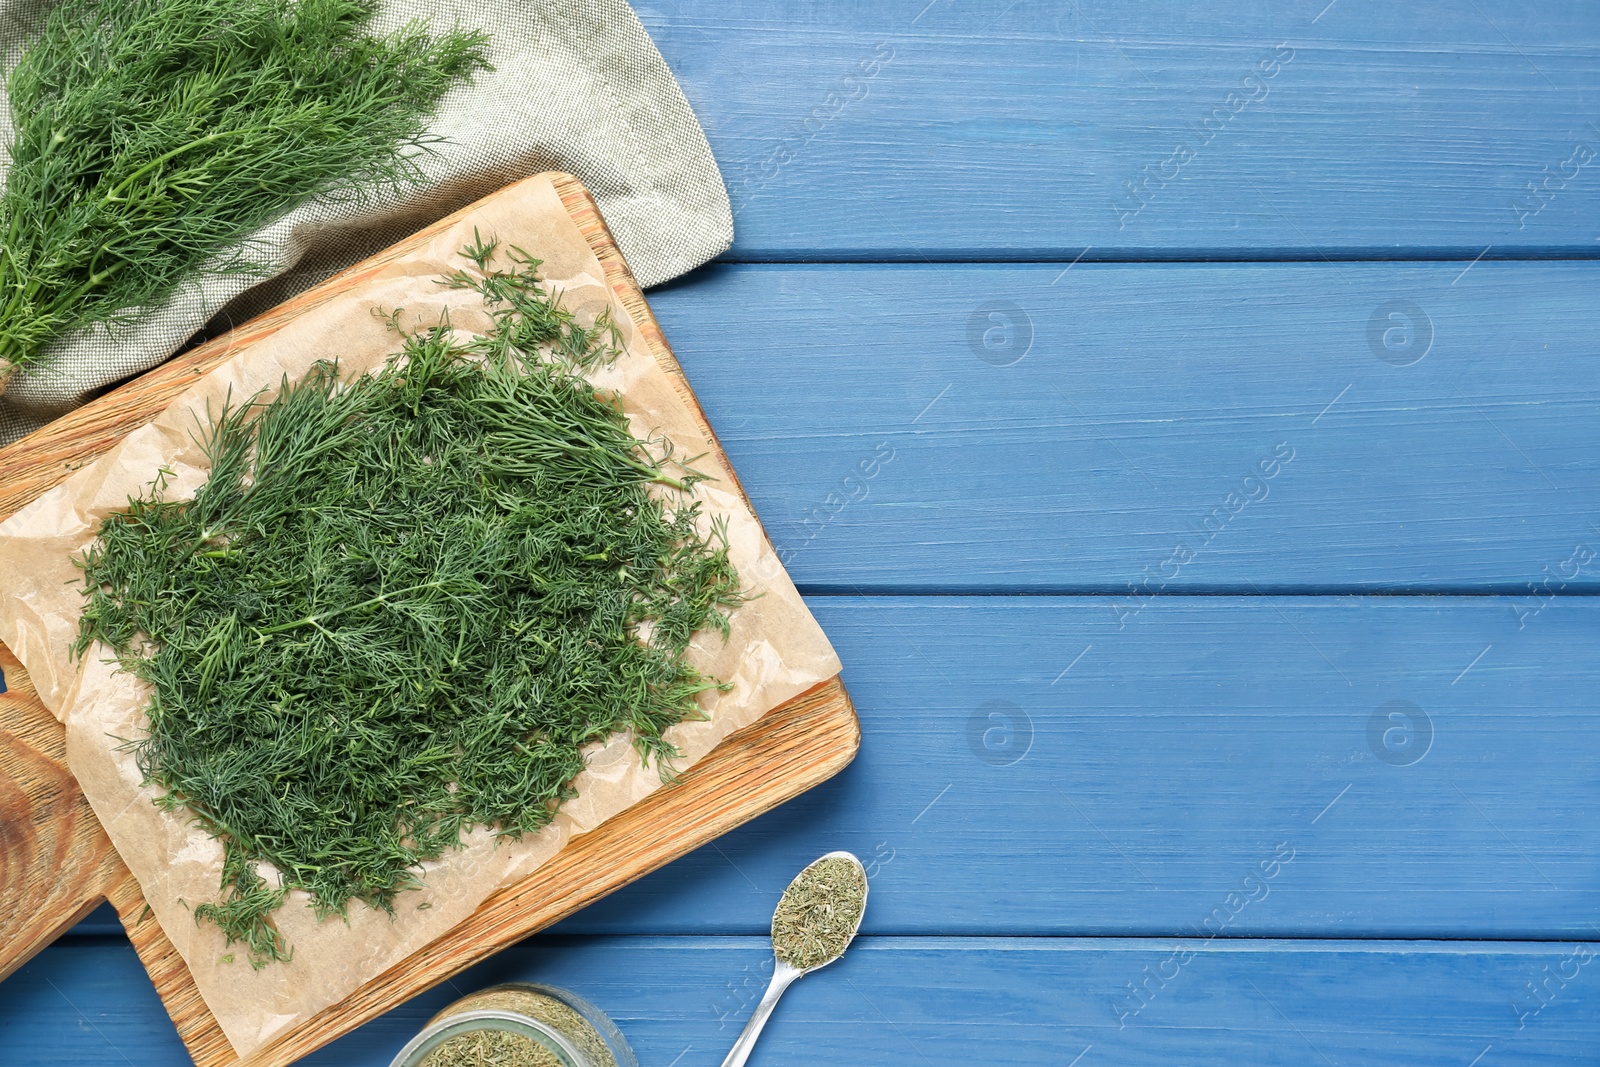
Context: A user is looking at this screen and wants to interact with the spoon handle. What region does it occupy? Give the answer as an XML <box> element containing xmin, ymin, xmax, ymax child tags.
<box><xmin>719</xmin><ymin>964</ymin><xmax>802</xmax><ymax>1067</ymax></box>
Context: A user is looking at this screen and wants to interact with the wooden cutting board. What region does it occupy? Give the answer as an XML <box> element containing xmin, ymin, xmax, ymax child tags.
<box><xmin>0</xmin><ymin>173</ymin><xmax>859</xmax><ymax>1066</ymax></box>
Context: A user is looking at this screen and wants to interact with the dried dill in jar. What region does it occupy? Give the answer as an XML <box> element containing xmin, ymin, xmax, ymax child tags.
<box><xmin>396</xmin><ymin>984</ymin><xmax>636</xmax><ymax>1067</ymax></box>
<box><xmin>73</xmin><ymin>238</ymin><xmax>741</xmax><ymax>967</ymax></box>
<box><xmin>419</xmin><ymin>1029</ymin><xmax>564</xmax><ymax>1067</ymax></box>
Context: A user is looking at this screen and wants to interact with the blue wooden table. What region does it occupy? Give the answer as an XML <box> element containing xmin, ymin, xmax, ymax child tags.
<box><xmin>4</xmin><ymin>2</ymin><xmax>1599</xmax><ymax>1063</ymax></box>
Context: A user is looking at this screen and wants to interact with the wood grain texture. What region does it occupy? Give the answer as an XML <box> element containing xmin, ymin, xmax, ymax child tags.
<box><xmin>0</xmin><ymin>174</ymin><xmax>857</xmax><ymax>1066</ymax></box>
<box><xmin>640</xmin><ymin>0</ymin><xmax>1600</xmax><ymax>257</ymax></box>
<box><xmin>646</xmin><ymin>261</ymin><xmax>1600</xmax><ymax>592</ymax></box>
<box><xmin>8</xmin><ymin>935</ymin><xmax>1597</xmax><ymax>1066</ymax></box>
<box><xmin>0</xmin><ymin>650</ymin><xmax>125</xmax><ymax>983</ymax></box>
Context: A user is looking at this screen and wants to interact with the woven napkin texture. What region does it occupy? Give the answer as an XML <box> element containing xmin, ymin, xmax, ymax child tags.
<box><xmin>0</xmin><ymin>0</ymin><xmax>732</xmax><ymax>446</ymax></box>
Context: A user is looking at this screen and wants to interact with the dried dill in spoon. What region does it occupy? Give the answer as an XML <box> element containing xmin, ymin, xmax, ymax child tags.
<box><xmin>770</xmin><ymin>854</ymin><xmax>869</xmax><ymax>972</ymax></box>
<box><xmin>73</xmin><ymin>238</ymin><xmax>740</xmax><ymax>966</ymax></box>
<box><xmin>719</xmin><ymin>851</ymin><xmax>869</xmax><ymax>1067</ymax></box>
<box><xmin>0</xmin><ymin>0</ymin><xmax>489</xmax><ymax>381</ymax></box>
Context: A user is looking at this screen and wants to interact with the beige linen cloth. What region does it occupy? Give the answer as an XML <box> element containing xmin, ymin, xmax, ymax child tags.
<box><xmin>0</xmin><ymin>175</ymin><xmax>837</xmax><ymax>1057</ymax></box>
<box><xmin>0</xmin><ymin>0</ymin><xmax>732</xmax><ymax>445</ymax></box>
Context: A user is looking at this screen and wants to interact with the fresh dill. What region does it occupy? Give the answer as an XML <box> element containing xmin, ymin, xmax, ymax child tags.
<box><xmin>74</xmin><ymin>240</ymin><xmax>740</xmax><ymax>966</ymax></box>
<box><xmin>0</xmin><ymin>0</ymin><xmax>489</xmax><ymax>378</ymax></box>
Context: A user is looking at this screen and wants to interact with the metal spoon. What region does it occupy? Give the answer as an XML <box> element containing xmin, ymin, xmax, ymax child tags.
<box><xmin>719</xmin><ymin>850</ymin><xmax>869</xmax><ymax>1067</ymax></box>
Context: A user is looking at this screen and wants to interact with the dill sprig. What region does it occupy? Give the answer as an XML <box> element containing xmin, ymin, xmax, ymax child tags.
<box><xmin>0</xmin><ymin>0</ymin><xmax>489</xmax><ymax>377</ymax></box>
<box><xmin>74</xmin><ymin>240</ymin><xmax>740</xmax><ymax>967</ymax></box>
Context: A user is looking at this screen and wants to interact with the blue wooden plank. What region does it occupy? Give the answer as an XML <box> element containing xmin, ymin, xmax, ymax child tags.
<box><xmin>546</xmin><ymin>596</ymin><xmax>1600</xmax><ymax>939</ymax></box>
<box><xmin>8</xmin><ymin>936</ymin><xmax>1598</xmax><ymax>1066</ymax></box>
<box><xmin>636</xmin><ymin>0</ymin><xmax>1600</xmax><ymax>258</ymax></box>
<box><xmin>65</xmin><ymin>903</ymin><xmax>122</xmax><ymax>938</ymax></box>
<box><xmin>649</xmin><ymin>261</ymin><xmax>1600</xmax><ymax>593</ymax></box>
<box><xmin>0</xmin><ymin>938</ymin><xmax>189</xmax><ymax>1064</ymax></box>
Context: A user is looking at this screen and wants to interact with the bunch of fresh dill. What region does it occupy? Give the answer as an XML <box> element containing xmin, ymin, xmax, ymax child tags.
<box><xmin>0</xmin><ymin>0</ymin><xmax>489</xmax><ymax>378</ymax></box>
<box><xmin>74</xmin><ymin>238</ymin><xmax>741</xmax><ymax>966</ymax></box>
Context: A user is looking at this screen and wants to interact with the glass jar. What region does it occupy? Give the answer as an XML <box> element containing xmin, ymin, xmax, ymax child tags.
<box><xmin>390</xmin><ymin>983</ymin><xmax>638</xmax><ymax>1067</ymax></box>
